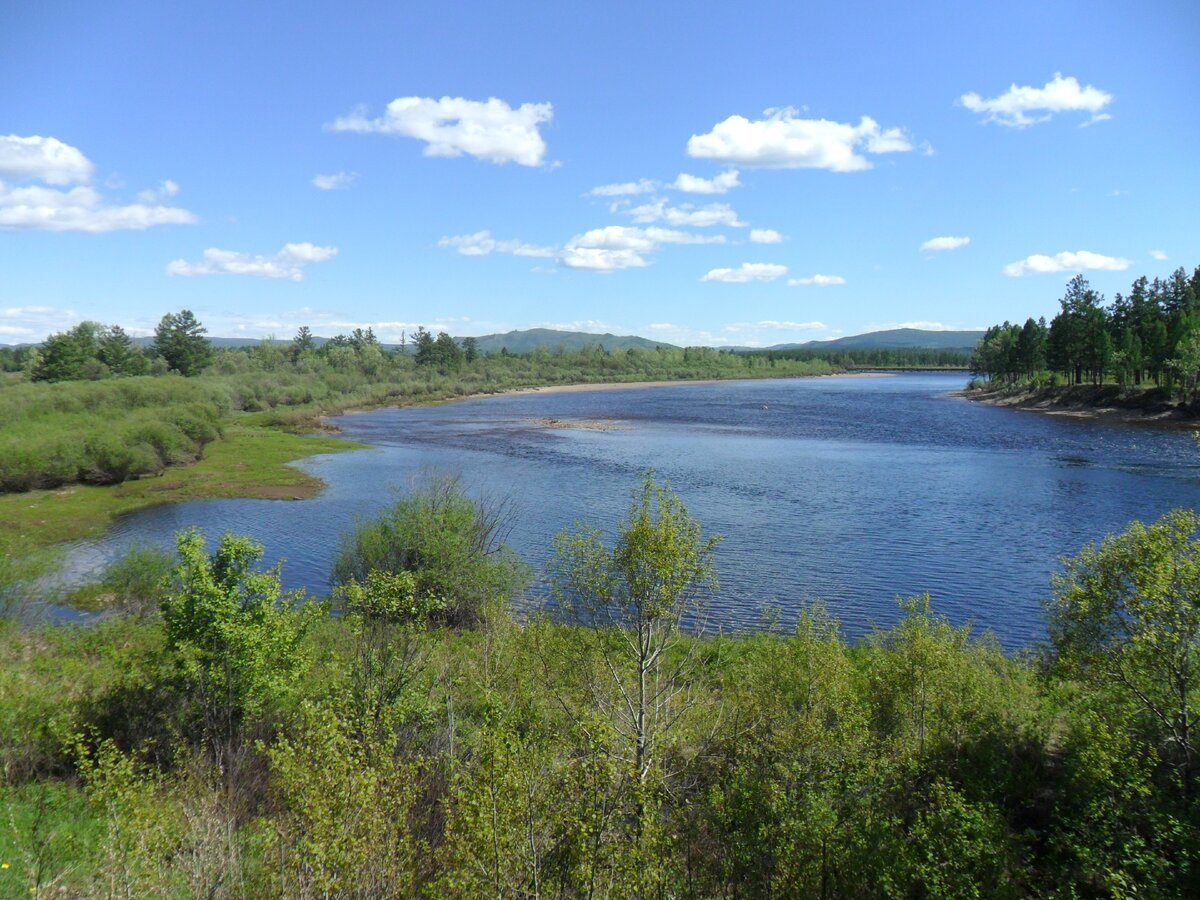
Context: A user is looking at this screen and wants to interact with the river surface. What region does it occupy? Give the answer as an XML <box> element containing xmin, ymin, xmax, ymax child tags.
<box><xmin>58</xmin><ymin>373</ymin><xmax>1200</xmax><ymax>649</ymax></box>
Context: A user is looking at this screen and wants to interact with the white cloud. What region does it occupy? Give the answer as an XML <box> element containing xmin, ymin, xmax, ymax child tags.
<box><xmin>725</xmin><ymin>320</ymin><xmax>827</xmax><ymax>333</ymax></box>
<box><xmin>1003</xmin><ymin>250</ymin><xmax>1131</xmax><ymax>277</ymax></box>
<box><xmin>167</xmin><ymin>242</ymin><xmax>338</xmax><ymax>281</ymax></box>
<box><xmin>749</xmin><ymin>228</ymin><xmax>783</xmax><ymax>244</ymax></box>
<box><xmin>560</xmin><ymin>247</ymin><xmax>649</xmax><ymax>272</ymax></box>
<box><xmin>312</xmin><ymin>171</ymin><xmax>357</xmax><ymax>190</ymax></box>
<box><xmin>628</xmin><ymin>199</ymin><xmax>745</xmax><ymax>228</ymax></box>
<box><xmin>327</xmin><ymin>95</ymin><xmax>553</xmax><ymax>166</ymax></box>
<box><xmin>438</xmin><ymin>230</ymin><xmax>555</xmax><ymax>258</ymax></box>
<box><xmin>0</xmin><ymin>135</ymin><xmax>93</xmax><ymax>184</ymax></box>
<box><xmin>920</xmin><ymin>235</ymin><xmax>970</xmax><ymax>252</ymax></box>
<box><xmin>0</xmin><ymin>135</ymin><xmax>194</xmax><ymax>233</ymax></box>
<box><xmin>787</xmin><ymin>274</ymin><xmax>846</xmax><ymax>286</ymax></box>
<box><xmin>0</xmin><ymin>181</ymin><xmax>196</xmax><ymax>233</ymax></box>
<box><xmin>135</xmin><ymin>179</ymin><xmax>180</xmax><ymax>203</ymax></box>
<box><xmin>588</xmin><ymin>179</ymin><xmax>658</xmax><ymax>197</ymax></box>
<box><xmin>1150</xmin><ymin>249</ymin><xmax>1168</xmax><ymax>261</ymax></box>
<box><xmin>866</xmin><ymin>321</ymin><xmax>974</xmax><ymax>332</ymax></box>
<box><xmin>533</xmin><ymin>319</ymin><xmax>618</xmax><ymax>333</ymax></box>
<box><xmin>687</xmin><ymin>108</ymin><xmax>912</xmax><ymax>171</ymax></box>
<box><xmin>960</xmin><ymin>73</ymin><xmax>1112</xmax><ymax>127</ymax></box>
<box><xmin>561</xmin><ymin>225</ymin><xmax>724</xmax><ymax>272</ymax></box>
<box><xmin>0</xmin><ymin>305</ymin><xmax>82</xmax><ymax>341</ymax></box>
<box><xmin>671</xmin><ymin>169</ymin><xmax>741</xmax><ymax>194</ymax></box>
<box><xmin>701</xmin><ymin>263</ymin><xmax>788</xmax><ymax>284</ymax></box>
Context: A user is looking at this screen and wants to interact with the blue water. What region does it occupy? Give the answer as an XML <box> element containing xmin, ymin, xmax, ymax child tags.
<box><xmin>58</xmin><ymin>374</ymin><xmax>1200</xmax><ymax>648</ymax></box>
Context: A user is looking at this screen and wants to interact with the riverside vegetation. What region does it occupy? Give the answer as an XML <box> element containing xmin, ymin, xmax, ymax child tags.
<box><xmin>3</xmin><ymin>309</ymin><xmax>1198</xmax><ymax>896</ymax></box>
<box><xmin>0</xmin><ymin>473</ymin><xmax>1198</xmax><ymax>897</ymax></box>
<box><xmin>0</xmin><ymin>315</ymin><xmax>837</xmax><ymax>558</ymax></box>
<box><xmin>969</xmin><ymin>264</ymin><xmax>1200</xmax><ymax>415</ymax></box>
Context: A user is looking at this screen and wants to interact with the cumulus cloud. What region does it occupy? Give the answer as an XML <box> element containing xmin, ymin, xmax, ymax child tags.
<box><xmin>1150</xmin><ymin>249</ymin><xmax>1168</xmax><ymax>261</ymax></box>
<box><xmin>628</xmin><ymin>199</ymin><xmax>745</xmax><ymax>228</ymax></box>
<box><xmin>671</xmin><ymin>169</ymin><xmax>741</xmax><ymax>194</ymax></box>
<box><xmin>700</xmin><ymin>263</ymin><xmax>788</xmax><ymax>284</ymax></box>
<box><xmin>561</xmin><ymin>225</ymin><xmax>724</xmax><ymax>272</ymax></box>
<box><xmin>787</xmin><ymin>274</ymin><xmax>846</xmax><ymax>287</ymax></box>
<box><xmin>327</xmin><ymin>95</ymin><xmax>553</xmax><ymax>166</ymax></box>
<box><xmin>749</xmin><ymin>228</ymin><xmax>783</xmax><ymax>244</ymax></box>
<box><xmin>920</xmin><ymin>235</ymin><xmax>970</xmax><ymax>252</ymax></box>
<box><xmin>0</xmin><ymin>136</ymin><xmax>195</xmax><ymax>234</ymax></box>
<box><xmin>312</xmin><ymin>171</ymin><xmax>357</xmax><ymax>190</ymax></box>
<box><xmin>588</xmin><ymin>179</ymin><xmax>658</xmax><ymax>197</ymax></box>
<box><xmin>0</xmin><ymin>135</ymin><xmax>93</xmax><ymax>184</ymax></box>
<box><xmin>1003</xmin><ymin>250</ymin><xmax>1131</xmax><ymax>277</ymax></box>
<box><xmin>167</xmin><ymin>242</ymin><xmax>338</xmax><ymax>281</ymax></box>
<box><xmin>438</xmin><ymin>230</ymin><xmax>555</xmax><ymax>258</ymax></box>
<box><xmin>0</xmin><ymin>304</ymin><xmax>80</xmax><ymax>340</ymax></box>
<box><xmin>960</xmin><ymin>73</ymin><xmax>1112</xmax><ymax>127</ymax></box>
<box><xmin>687</xmin><ymin>108</ymin><xmax>912</xmax><ymax>171</ymax></box>
<box><xmin>0</xmin><ymin>181</ymin><xmax>196</xmax><ymax>233</ymax></box>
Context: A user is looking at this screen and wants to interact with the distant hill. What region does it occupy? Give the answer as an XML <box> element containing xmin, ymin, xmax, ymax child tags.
<box><xmin>3</xmin><ymin>327</ymin><xmax>978</xmax><ymax>354</ymax></box>
<box><xmin>469</xmin><ymin>328</ymin><xmax>673</xmax><ymax>354</ymax></box>
<box><xmin>765</xmin><ymin>328</ymin><xmax>984</xmax><ymax>353</ymax></box>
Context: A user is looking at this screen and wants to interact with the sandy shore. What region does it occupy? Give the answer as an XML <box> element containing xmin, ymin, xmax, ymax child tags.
<box><xmin>956</xmin><ymin>388</ymin><xmax>1200</xmax><ymax>430</ymax></box>
<box><xmin>455</xmin><ymin>371</ymin><xmax>894</xmax><ymax>403</ymax></box>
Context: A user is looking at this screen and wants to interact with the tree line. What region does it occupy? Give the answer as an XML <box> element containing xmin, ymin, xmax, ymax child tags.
<box><xmin>971</xmin><ymin>264</ymin><xmax>1200</xmax><ymax>398</ymax></box>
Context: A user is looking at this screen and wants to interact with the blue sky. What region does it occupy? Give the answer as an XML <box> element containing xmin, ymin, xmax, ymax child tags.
<box><xmin>1</xmin><ymin>0</ymin><xmax>1197</xmax><ymax>347</ymax></box>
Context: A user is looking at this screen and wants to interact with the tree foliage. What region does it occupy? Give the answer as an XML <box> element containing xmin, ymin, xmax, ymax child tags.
<box><xmin>153</xmin><ymin>309</ymin><xmax>213</xmax><ymax>376</ymax></box>
<box><xmin>974</xmin><ymin>265</ymin><xmax>1200</xmax><ymax>397</ymax></box>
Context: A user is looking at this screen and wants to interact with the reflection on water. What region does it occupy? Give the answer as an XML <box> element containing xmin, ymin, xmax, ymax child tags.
<box><xmin>59</xmin><ymin>374</ymin><xmax>1200</xmax><ymax>649</ymax></box>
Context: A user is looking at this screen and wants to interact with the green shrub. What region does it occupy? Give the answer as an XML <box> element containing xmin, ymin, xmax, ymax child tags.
<box><xmin>331</xmin><ymin>474</ymin><xmax>529</xmax><ymax>628</ymax></box>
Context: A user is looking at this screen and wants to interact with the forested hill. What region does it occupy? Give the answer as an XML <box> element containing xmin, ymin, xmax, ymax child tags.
<box><xmin>2</xmin><ymin>327</ymin><xmax>980</xmax><ymax>356</ymax></box>
<box><xmin>468</xmin><ymin>328</ymin><xmax>672</xmax><ymax>353</ymax></box>
<box><xmin>767</xmin><ymin>328</ymin><xmax>985</xmax><ymax>352</ymax></box>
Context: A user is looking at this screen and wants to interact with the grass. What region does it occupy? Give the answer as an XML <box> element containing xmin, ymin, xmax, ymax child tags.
<box><xmin>0</xmin><ymin>420</ymin><xmax>364</xmax><ymax>552</ymax></box>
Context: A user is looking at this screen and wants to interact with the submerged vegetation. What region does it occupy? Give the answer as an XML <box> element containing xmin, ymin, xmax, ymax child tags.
<box><xmin>1</xmin><ymin>475</ymin><xmax>1198</xmax><ymax>897</ymax></box>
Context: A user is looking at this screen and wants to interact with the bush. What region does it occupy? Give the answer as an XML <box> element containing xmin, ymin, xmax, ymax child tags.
<box><xmin>331</xmin><ymin>474</ymin><xmax>529</xmax><ymax>628</ymax></box>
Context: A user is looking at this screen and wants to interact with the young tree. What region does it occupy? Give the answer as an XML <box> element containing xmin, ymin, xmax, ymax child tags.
<box><xmin>412</xmin><ymin>327</ymin><xmax>435</xmax><ymax>366</ymax></box>
<box><xmin>1047</xmin><ymin>509</ymin><xmax>1200</xmax><ymax>805</ymax></box>
<box><xmin>290</xmin><ymin>325</ymin><xmax>315</xmax><ymax>361</ymax></box>
<box><xmin>162</xmin><ymin>529</ymin><xmax>318</xmax><ymax>767</ymax></box>
<box><xmin>433</xmin><ymin>331</ymin><xmax>463</xmax><ymax>368</ymax></box>
<box><xmin>152</xmin><ymin>309</ymin><xmax>213</xmax><ymax>376</ymax></box>
<box><xmin>550</xmin><ymin>474</ymin><xmax>719</xmax><ymax>796</ymax></box>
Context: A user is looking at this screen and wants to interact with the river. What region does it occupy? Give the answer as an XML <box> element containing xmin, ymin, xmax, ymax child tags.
<box><xmin>58</xmin><ymin>373</ymin><xmax>1200</xmax><ymax>649</ymax></box>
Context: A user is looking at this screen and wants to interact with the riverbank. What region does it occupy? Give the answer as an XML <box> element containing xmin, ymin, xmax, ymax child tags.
<box><xmin>4</xmin><ymin>370</ymin><xmax>851</xmax><ymax>553</ymax></box>
<box><xmin>958</xmin><ymin>382</ymin><xmax>1200</xmax><ymax>429</ymax></box>
<box><xmin>447</xmin><ymin>370</ymin><xmax>892</xmax><ymax>402</ymax></box>
<box><xmin>0</xmin><ymin>424</ymin><xmax>365</xmax><ymax>552</ymax></box>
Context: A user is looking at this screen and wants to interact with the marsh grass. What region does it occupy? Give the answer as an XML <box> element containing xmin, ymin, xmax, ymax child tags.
<box><xmin>0</xmin><ymin>425</ymin><xmax>363</xmax><ymax>551</ymax></box>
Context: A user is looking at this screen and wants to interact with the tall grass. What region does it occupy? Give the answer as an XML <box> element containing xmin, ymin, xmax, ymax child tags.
<box><xmin>0</xmin><ymin>348</ymin><xmax>835</xmax><ymax>492</ymax></box>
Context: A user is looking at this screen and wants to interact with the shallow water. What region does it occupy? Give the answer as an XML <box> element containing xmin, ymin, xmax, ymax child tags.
<box><xmin>59</xmin><ymin>374</ymin><xmax>1200</xmax><ymax>648</ymax></box>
